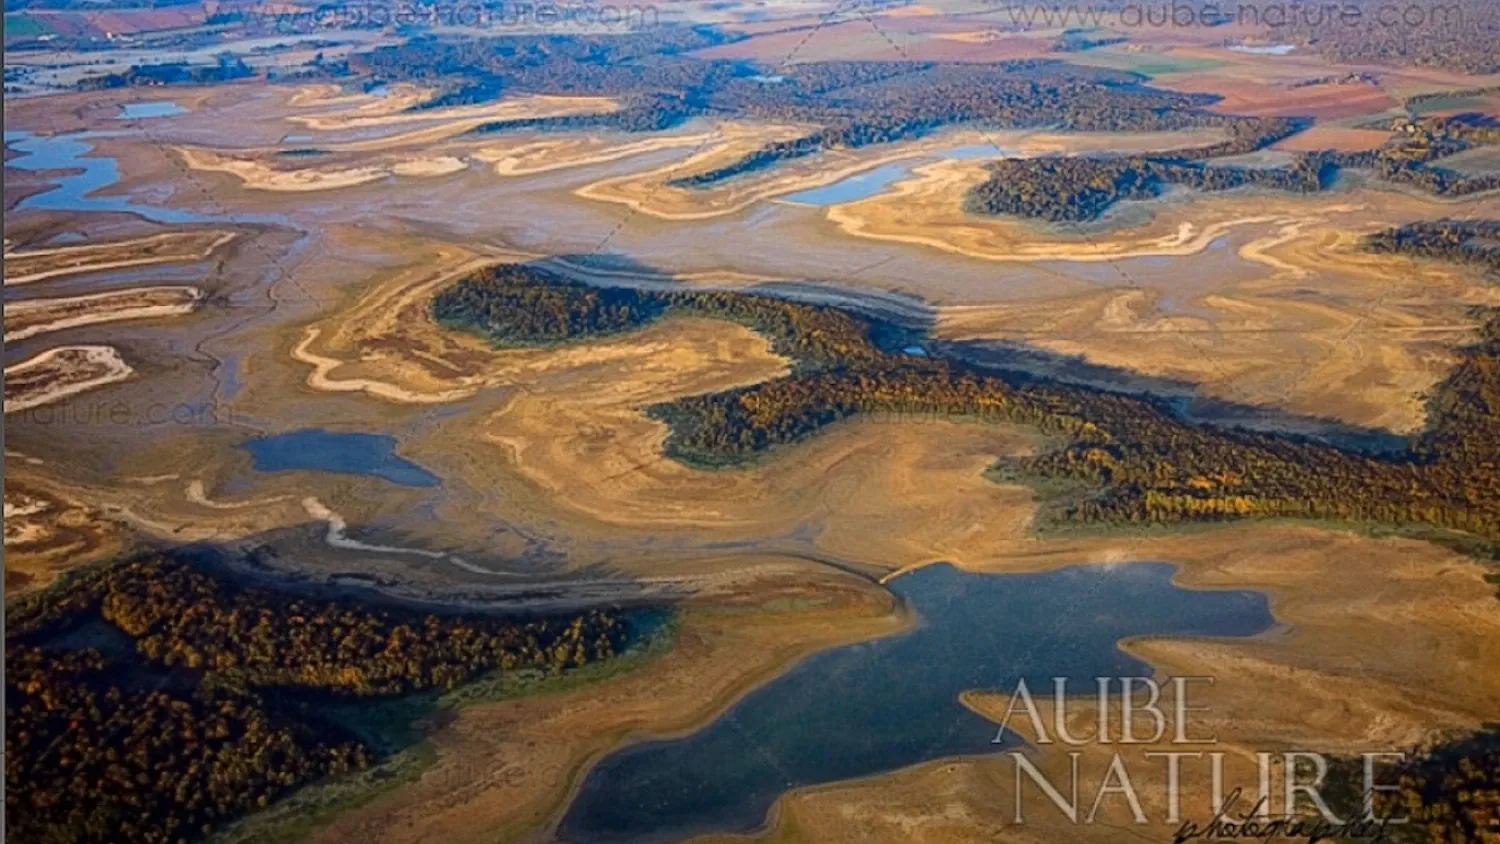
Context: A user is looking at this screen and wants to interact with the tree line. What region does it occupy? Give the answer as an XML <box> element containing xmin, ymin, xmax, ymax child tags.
<box><xmin>311</xmin><ymin>31</ymin><xmax>1500</xmax><ymax>202</ymax></box>
<box><xmin>965</xmin><ymin>148</ymin><xmax>1327</xmax><ymax>222</ymax></box>
<box><xmin>435</xmin><ymin>248</ymin><xmax>1500</xmax><ymax>545</ymax></box>
<box><xmin>6</xmin><ymin>554</ymin><xmax>632</xmax><ymax>843</ymax></box>
<box><xmin>1274</xmin><ymin>0</ymin><xmax>1500</xmax><ymax>75</ymax></box>
<box><xmin>967</xmin><ymin>113</ymin><xmax>1500</xmax><ymax>223</ymax></box>
<box><xmin>432</xmin><ymin>263</ymin><xmax>883</xmax><ymax>367</ymax></box>
<box><xmin>1326</xmin><ymin>727</ymin><xmax>1500</xmax><ymax>843</ymax></box>
<box><xmin>1366</xmin><ymin>219</ymin><xmax>1500</xmax><ymax>275</ymax></box>
<box><xmin>666</xmin><ymin>62</ymin><xmax>1251</xmax><ymax>188</ymax></box>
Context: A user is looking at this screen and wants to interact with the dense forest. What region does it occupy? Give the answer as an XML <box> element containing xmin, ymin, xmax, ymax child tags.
<box><xmin>435</xmin><ymin>247</ymin><xmax>1500</xmax><ymax>545</ymax></box>
<box><xmin>966</xmin><ymin>148</ymin><xmax>1329</xmax><ymax>222</ymax></box>
<box><xmin>364</xmin><ymin>31</ymin><xmax>1303</xmax><ymax>190</ymax></box>
<box><xmin>7</xmin><ymin>644</ymin><xmax>369</xmax><ymax>844</ymax></box>
<box><xmin>663</xmin><ymin>62</ymin><xmax>1243</xmax><ymax>187</ymax></box>
<box><xmin>1273</xmin><ymin>0</ymin><xmax>1500</xmax><ymax>74</ymax></box>
<box><xmin>352</xmin><ymin>29</ymin><xmax>1500</xmax><ymax>204</ymax></box>
<box><xmin>968</xmin><ymin>114</ymin><xmax>1500</xmax><ymax>223</ymax></box>
<box><xmin>1327</xmin><ymin>727</ymin><xmax>1500</xmax><ymax>843</ymax></box>
<box><xmin>5</xmin><ymin>554</ymin><xmax>631</xmax><ymax>843</ymax></box>
<box><xmin>95</xmin><ymin>24</ymin><xmax>1493</xmax><ymax>202</ymax></box>
<box><xmin>359</xmin><ymin>27</ymin><xmax>738</xmax><ymax>129</ymax></box>
<box><xmin>76</xmin><ymin>55</ymin><xmax>254</xmax><ymax>90</ymax></box>
<box><xmin>434</xmin><ymin>263</ymin><xmax>883</xmax><ymax>367</ymax></box>
<box><xmin>433</xmin><ymin>263</ymin><xmax>669</xmax><ymax>344</ymax></box>
<box><xmin>1366</xmin><ymin>219</ymin><xmax>1500</xmax><ymax>274</ymax></box>
<box><xmin>369</xmin><ymin>30</ymin><xmax>1500</xmax><ymax>207</ymax></box>
<box><xmin>1378</xmin><ymin>729</ymin><xmax>1500</xmax><ymax>843</ymax></box>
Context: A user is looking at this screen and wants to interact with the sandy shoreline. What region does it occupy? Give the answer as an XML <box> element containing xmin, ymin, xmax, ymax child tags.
<box><xmin>4</xmin><ymin>345</ymin><xmax>135</xmax><ymax>414</ymax></box>
<box><xmin>5</xmin><ymin>285</ymin><xmax>203</xmax><ymax>341</ymax></box>
<box><xmin>694</xmin><ymin>523</ymin><xmax>1500</xmax><ymax>843</ymax></box>
<box><xmin>176</xmin><ymin>147</ymin><xmax>469</xmax><ymax>192</ymax></box>
<box><xmin>3</xmin><ymin>230</ymin><xmax>235</xmax><ymax>285</ymax></box>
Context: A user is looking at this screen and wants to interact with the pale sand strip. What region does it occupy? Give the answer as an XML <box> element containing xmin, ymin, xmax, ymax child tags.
<box><xmin>575</xmin><ymin>127</ymin><xmax>1229</xmax><ymax>222</ymax></box>
<box><xmin>3</xmin><ymin>345</ymin><xmax>134</xmax><ymax>414</ymax></box>
<box><xmin>475</xmin><ymin>131</ymin><xmax>720</xmax><ymax>176</ymax></box>
<box><xmin>291</xmin><ymin>326</ymin><xmax>478</xmax><ymax>403</ymax></box>
<box><xmin>824</xmin><ymin>155</ymin><xmax>1371</xmax><ymax>263</ymax></box>
<box><xmin>4</xmin><ymin>231</ymin><xmax>235</xmax><ymax>286</ymax></box>
<box><xmin>5</xmin><ymin>285</ymin><xmax>202</xmax><ymax>342</ymax></box>
<box><xmin>176</xmin><ymin>148</ymin><xmax>467</xmax><ymax>192</ymax></box>
<box><xmin>285</xmin><ymin>94</ymin><xmax>617</xmax><ymax>132</ymax></box>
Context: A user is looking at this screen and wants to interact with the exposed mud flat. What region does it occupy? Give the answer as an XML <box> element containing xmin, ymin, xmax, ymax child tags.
<box><xmin>303</xmin><ymin>522</ymin><xmax>1500</xmax><ymax>844</ymax></box>
<box><xmin>284</xmin><ymin>91</ymin><xmax>618</xmax><ymax>134</ymax></box>
<box><xmin>5</xmin><ymin>285</ymin><xmax>203</xmax><ymax>341</ymax></box>
<box><xmin>3</xmin><ymin>229</ymin><xmax>234</xmax><ymax>285</ymax></box>
<box><xmin>4</xmin><ymin>345</ymin><xmax>135</xmax><ymax>414</ymax></box>
<box><xmin>474</xmin><ymin>130</ymin><xmax>722</xmax><ymax>176</ymax></box>
<box><xmin>7</xmin><ymin>66</ymin><xmax>1500</xmax><ymax>844</ymax></box>
<box><xmin>834</xmin><ymin>174</ymin><xmax>1500</xmax><ymax>431</ymax></box>
<box><xmin>177</xmin><ymin>146</ymin><xmax>469</xmax><ymax>192</ymax></box>
<box><xmin>293</xmin><ymin>567</ymin><xmax>907</xmax><ymax>844</ymax></box>
<box><xmin>2</xmin><ymin>481</ymin><xmax>123</xmax><ymax>593</ymax></box>
<box><xmin>575</xmin><ymin>127</ymin><xmax>1228</xmax><ymax>221</ymax></box>
<box><xmin>721</xmin><ymin>525</ymin><xmax>1500</xmax><ymax>844</ymax></box>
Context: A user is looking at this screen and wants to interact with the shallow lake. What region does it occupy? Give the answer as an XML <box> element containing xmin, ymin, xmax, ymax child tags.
<box><xmin>780</xmin><ymin>143</ymin><xmax>1012</xmax><ymax>206</ymax></box>
<box><xmin>781</xmin><ymin>162</ymin><xmax>914</xmax><ymax>206</ymax></box>
<box><xmin>1228</xmin><ymin>44</ymin><xmax>1296</xmax><ymax>55</ymax></box>
<box><xmin>4</xmin><ymin>129</ymin><xmax>285</xmax><ymax>224</ymax></box>
<box><xmin>117</xmin><ymin>101</ymin><xmax>188</xmax><ymax>119</ymax></box>
<box><xmin>559</xmin><ymin>561</ymin><xmax>1272</xmax><ymax>843</ymax></box>
<box><xmin>243</xmin><ymin>429</ymin><xmax>440</xmax><ymax>487</ymax></box>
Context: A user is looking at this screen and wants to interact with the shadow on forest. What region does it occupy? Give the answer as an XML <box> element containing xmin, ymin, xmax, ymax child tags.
<box><xmin>544</xmin><ymin>252</ymin><xmax>1411</xmax><ymax>456</ymax></box>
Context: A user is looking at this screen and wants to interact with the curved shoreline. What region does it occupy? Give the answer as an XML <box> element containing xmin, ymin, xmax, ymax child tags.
<box><xmin>719</xmin><ymin>523</ymin><xmax>1500</xmax><ymax>843</ymax></box>
<box><xmin>551</xmin><ymin>558</ymin><xmax>1275</xmax><ymax>844</ymax></box>
<box><xmin>3</xmin><ymin>230</ymin><xmax>236</xmax><ymax>285</ymax></box>
<box><xmin>4</xmin><ymin>285</ymin><xmax>203</xmax><ymax>341</ymax></box>
<box><xmin>3</xmin><ymin>345</ymin><xmax>135</xmax><ymax>414</ymax></box>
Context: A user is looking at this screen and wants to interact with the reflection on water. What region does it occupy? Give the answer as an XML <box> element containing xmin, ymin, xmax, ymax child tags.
<box><xmin>117</xmin><ymin>101</ymin><xmax>188</xmax><ymax>119</ymax></box>
<box><xmin>780</xmin><ymin>142</ymin><xmax>1013</xmax><ymax>206</ymax></box>
<box><xmin>560</xmin><ymin>561</ymin><xmax>1272</xmax><ymax>843</ymax></box>
<box><xmin>243</xmin><ymin>428</ymin><xmax>440</xmax><ymax>487</ymax></box>
<box><xmin>4</xmin><ymin>129</ymin><xmax>286</xmax><ymax>225</ymax></box>
<box><xmin>782</xmin><ymin>162</ymin><xmax>914</xmax><ymax>206</ymax></box>
<box><xmin>1228</xmin><ymin>44</ymin><xmax>1296</xmax><ymax>55</ymax></box>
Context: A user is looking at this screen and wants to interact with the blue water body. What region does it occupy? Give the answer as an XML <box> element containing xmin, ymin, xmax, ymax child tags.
<box><xmin>781</xmin><ymin>163</ymin><xmax>915</xmax><ymax>206</ymax></box>
<box><xmin>781</xmin><ymin>143</ymin><xmax>1012</xmax><ymax>206</ymax></box>
<box><xmin>559</xmin><ymin>561</ymin><xmax>1273</xmax><ymax>843</ymax></box>
<box><xmin>243</xmin><ymin>429</ymin><xmax>440</xmax><ymax>487</ymax></box>
<box><xmin>939</xmin><ymin>143</ymin><xmax>1012</xmax><ymax>160</ymax></box>
<box><xmin>117</xmin><ymin>101</ymin><xmax>188</xmax><ymax>119</ymax></box>
<box><xmin>218</xmin><ymin>353</ymin><xmax>245</xmax><ymax>400</ymax></box>
<box><xmin>4</xmin><ymin>129</ymin><xmax>287</xmax><ymax>224</ymax></box>
<box><xmin>1229</xmin><ymin>44</ymin><xmax>1295</xmax><ymax>55</ymax></box>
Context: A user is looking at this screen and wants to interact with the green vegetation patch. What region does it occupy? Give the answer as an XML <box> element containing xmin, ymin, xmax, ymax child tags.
<box><xmin>4</xmin><ymin>13</ymin><xmax>52</xmax><ymax>39</ymax></box>
<box><xmin>1409</xmin><ymin>95</ymin><xmax>1489</xmax><ymax>116</ymax></box>
<box><xmin>1067</xmin><ymin>50</ymin><xmax>1227</xmax><ymax>77</ymax></box>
